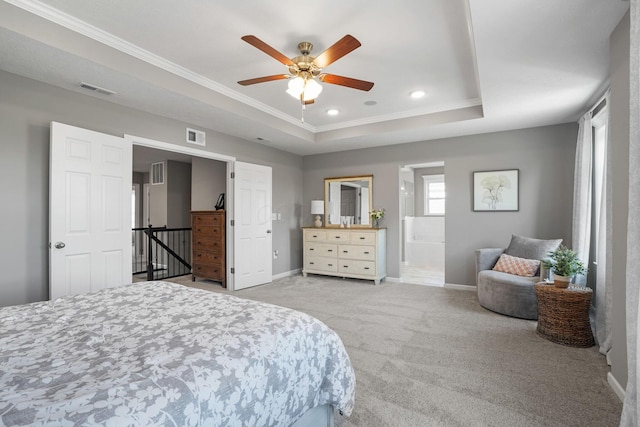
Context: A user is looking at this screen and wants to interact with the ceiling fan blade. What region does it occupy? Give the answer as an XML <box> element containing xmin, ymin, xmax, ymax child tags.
<box><xmin>304</xmin><ymin>99</ymin><xmax>315</xmax><ymax>105</ymax></box>
<box><xmin>238</xmin><ymin>74</ymin><xmax>290</xmax><ymax>86</ymax></box>
<box><xmin>241</xmin><ymin>35</ymin><xmax>294</xmax><ymax>66</ymax></box>
<box><xmin>319</xmin><ymin>74</ymin><xmax>374</xmax><ymax>91</ymax></box>
<box><xmin>313</xmin><ymin>35</ymin><xmax>361</xmax><ymax>69</ymax></box>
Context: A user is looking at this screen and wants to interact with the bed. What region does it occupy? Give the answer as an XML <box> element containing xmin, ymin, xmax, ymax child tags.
<box><xmin>0</xmin><ymin>281</ymin><xmax>355</xmax><ymax>426</ymax></box>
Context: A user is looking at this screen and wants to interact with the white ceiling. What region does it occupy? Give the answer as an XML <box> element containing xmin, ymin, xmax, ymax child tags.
<box><xmin>0</xmin><ymin>0</ymin><xmax>630</xmax><ymax>156</ymax></box>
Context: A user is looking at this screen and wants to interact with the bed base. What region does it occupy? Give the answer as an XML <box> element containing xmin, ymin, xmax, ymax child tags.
<box><xmin>292</xmin><ymin>404</ymin><xmax>335</xmax><ymax>427</ymax></box>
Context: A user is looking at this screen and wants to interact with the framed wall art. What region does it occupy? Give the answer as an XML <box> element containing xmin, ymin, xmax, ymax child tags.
<box><xmin>473</xmin><ymin>169</ymin><xmax>519</xmax><ymax>211</ymax></box>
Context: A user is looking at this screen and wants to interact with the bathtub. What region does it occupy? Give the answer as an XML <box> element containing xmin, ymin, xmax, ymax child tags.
<box><xmin>403</xmin><ymin>216</ymin><xmax>445</xmax><ymax>270</ymax></box>
<box><xmin>405</xmin><ymin>240</ymin><xmax>444</xmax><ymax>269</ymax></box>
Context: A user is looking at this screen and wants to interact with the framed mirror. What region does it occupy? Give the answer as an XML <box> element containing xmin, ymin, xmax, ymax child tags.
<box><xmin>324</xmin><ymin>175</ymin><xmax>373</xmax><ymax>228</ymax></box>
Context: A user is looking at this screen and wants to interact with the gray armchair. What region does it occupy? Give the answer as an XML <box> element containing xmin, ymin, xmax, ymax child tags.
<box><xmin>476</xmin><ymin>235</ymin><xmax>562</xmax><ymax>320</ymax></box>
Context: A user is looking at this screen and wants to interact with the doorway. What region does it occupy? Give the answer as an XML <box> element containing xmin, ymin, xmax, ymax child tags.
<box><xmin>399</xmin><ymin>162</ymin><xmax>445</xmax><ymax>286</ymax></box>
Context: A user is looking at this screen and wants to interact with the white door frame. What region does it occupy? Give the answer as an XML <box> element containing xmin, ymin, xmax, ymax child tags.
<box><xmin>124</xmin><ymin>135</ymin><xmax>238</xmax><ymax>290</ymax></box>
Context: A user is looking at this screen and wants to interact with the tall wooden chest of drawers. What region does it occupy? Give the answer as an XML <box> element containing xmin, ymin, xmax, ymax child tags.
<box><xmin>302</xmin><ymin>227</ymin><xmax>386</xmax><ymax>285</ymax></box>
<box><xmin>191</xmin><ymin>210</ymin><xmax>226</xmax><ymax>287</ymax></box>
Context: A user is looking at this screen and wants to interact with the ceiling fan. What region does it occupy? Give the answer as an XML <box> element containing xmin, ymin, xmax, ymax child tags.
<box><xmin>237</xmin><ymin>34</ymin><xmax>374</xmax><ymax>105</ymax></box>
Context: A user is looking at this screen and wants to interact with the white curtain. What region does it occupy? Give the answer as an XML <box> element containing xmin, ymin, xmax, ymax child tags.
<box><xmin>595</xmin><ymin>93</ymin><xmax>613</xmax><ymax>355</ymax></box>
<box><xmin>620</xmin><ymin>0</ymin><xmax>640</xmax><ymax>425</ymax></box>
<box><xmin>596</xmin><ymin>93</ymin><xmax>613</xmax><ymax>356</ymax></box>
<box><xmin>572</xmin><ymin>112</ymin><xmax>593</xmax><ymax>286</ymax></box>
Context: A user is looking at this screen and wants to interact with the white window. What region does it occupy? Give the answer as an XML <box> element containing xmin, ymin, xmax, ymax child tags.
<box><xmin>423</xmin><ymin>174</ymin><xmax>445</xmax><ymax>215</ymax></box>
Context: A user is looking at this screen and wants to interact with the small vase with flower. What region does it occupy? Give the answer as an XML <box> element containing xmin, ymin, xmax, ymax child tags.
<box><xmin>370</xmin><ymin>208</ymin><xmax>385</xmax><ymax>228</ymax></box>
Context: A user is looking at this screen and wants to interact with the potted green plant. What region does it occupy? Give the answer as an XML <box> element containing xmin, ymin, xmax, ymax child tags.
<box><xmin>541</xmin><ymin>245</ymin><xmax>587</xmax><ymax>288</ymax></box>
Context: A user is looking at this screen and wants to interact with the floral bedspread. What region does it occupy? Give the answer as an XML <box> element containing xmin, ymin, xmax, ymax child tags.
<box><xmin>0</xmin><ymin>281</ymin><xmax>355</xmax><ymax>426</ymax></box>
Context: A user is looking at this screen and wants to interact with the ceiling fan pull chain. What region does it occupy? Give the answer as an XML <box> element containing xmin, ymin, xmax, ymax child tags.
<box><xmin>300</xmin><ymin>94</ymin><xmax>305</xmax><ymax>123</ymax></box>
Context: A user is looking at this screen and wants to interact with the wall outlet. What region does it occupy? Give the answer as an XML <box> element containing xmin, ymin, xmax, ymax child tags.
<box><xmin>273</xmin><ymin>249</ymin><xmax>279</xmax><ymax>259</ymax></box>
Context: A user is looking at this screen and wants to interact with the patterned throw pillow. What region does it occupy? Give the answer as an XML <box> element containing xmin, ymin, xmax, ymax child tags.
<box><xmin>492</xmin><ymin>253</ymin><xmax>541</xmax><ymax>277</ymax></box>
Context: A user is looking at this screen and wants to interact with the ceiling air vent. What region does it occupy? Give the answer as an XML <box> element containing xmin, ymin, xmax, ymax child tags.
<box><xmin>151</xmin><ymin>162</ymin><xmax>164</xmax><ymax>185</ymax></box>
<box><xmin>79</xmin><ymin>81</ymin><xmax>116</xmax><ymax>96</ymax></box>
<box><xmin>186</xmin><ymin>128</ymin><xmax>205</xmax><ymax>146</ymax></box>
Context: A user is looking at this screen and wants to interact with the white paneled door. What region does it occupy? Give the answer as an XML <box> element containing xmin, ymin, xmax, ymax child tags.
<box><xmin>49</xmin><ymin>122</ymin><xmax>132</xmax><ymax>299</ymax></box>
<box><xmin>233</xmin><ymin>161</ymin><xmax>272</xmax><ymax>290</ymax></box>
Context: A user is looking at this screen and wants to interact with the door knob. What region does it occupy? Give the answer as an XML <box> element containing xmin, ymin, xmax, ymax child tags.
<box><xmin>54</xmin><ymin>242</ymin><xmax>66</xmax><ymax>249</ymax></box>
<box><xmin>266</xmin><ymin>230</ymin><xmax>272</xmax><ymax>234</ymax></box>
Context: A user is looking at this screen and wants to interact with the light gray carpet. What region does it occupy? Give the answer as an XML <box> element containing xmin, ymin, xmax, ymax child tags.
<box><xmin>170</xmin><ymin>274</ymin><xmax>621</xmax><ymax>427</ymax></box>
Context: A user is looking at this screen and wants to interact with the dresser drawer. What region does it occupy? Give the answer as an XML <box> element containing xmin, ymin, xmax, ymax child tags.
<box><xmin>339</xmin><ymin>244</ymin><xmax>375</xmax><ymax>261</ymax></box>
<box><xmin>192</xmin><ymin>213</ymin><xmax>224</xmax><ymax>227</ymax></box>
<box><xmin>193</xmin><ymin>250</ymin><xmax>223</xmax><ymax>265</ymax></box>
<box><xmin>192</xmin><ymin>225</ymin><xmax>223</xmax><ymax>238</ymax></box>
<box><xmin>193</xmin><ymin>263</ymin><xmax>224</xmax><ymax>280</ymax></box>
<box><xmin>193</xmin><ymin>237</ymin><xmax>224</xmax><ymax>253</ymax></box>
<box><xmin>306</xmin><ymin>243</ymin><xmax>338</xmax><ymax>258</ymax></box>
<box><xmin>326</xmin><ymin>230</ymin><xmax>350</xmax><ymax>242</ymax></box>
<box><xmin>304</xmin><ymin>229</ymin><xmax>327</xmax><ymax>242</ymax></box>
<box><xmin>339</xmin><ymin>259</ymin><xmax>376</xmax><ymax>276</ymax></box>
<box><xmin>349</xmin><ymin>231</ymin><xmax>376</xmax><ymax>245</ymax></box>
<box><xmin>305</xmin><ymin>257</ymin><xmax>338</xmax><ymax>273</ymax></box>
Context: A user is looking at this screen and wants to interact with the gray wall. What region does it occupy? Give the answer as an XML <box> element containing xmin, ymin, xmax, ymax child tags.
<box><xmin>303</xmin><ymin>124</ymin><xmax>577</xmax><ymax>286</ymax></box>
<box><xmin>166</xmin><ymin>160</ymin><xmax>192</xmax><ymax>228</ymax></box>
<box><xmin>0</xmin><ymin>69</ymin><xmax>303</xmax><ymax>306</ymax></box>
<box><xmin>132</xmin><ymin>172</ymin><xmax>145</xmax><ymax>227</ymax></box>
<box><xmin>149</xmin><ymin>165</ymin><xmax>168</xmax><ymax>227</ymax></box>
<box><xmin>191</xmin><ymin>157</ymin><xmax>226</xmax><ymax>211</ymax></box>
<box><xmin>609</xmin><ymin>11</ymin><xmax>630</xmax><ymax>391</ymax></box>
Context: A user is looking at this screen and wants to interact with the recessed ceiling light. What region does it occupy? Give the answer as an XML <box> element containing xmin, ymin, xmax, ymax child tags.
<box><xmin>326</xmin><ymin>109</ymin><xmax>340</xmax><ymax>116</ymax></box>
<box><xmin>410</xmin><ymin>90</ymin><xmax>426</xmax><ymax>99</ymax></box>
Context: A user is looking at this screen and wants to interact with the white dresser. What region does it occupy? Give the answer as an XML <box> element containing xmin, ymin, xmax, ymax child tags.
<box><xmin>302</xmin><ymin>227</ymin><xmax>386</xmax><ymax>285</ymax></box>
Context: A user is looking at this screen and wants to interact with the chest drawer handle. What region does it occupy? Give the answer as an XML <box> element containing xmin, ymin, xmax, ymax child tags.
<box><xmin>310</xmin><ymin>248</ymin><xmax>315</xmax><ymax>251</ymax></box>
<box><xmin>364</xmin><ymin>267</ymin><xmax>370</xmax><ymax>270</ymax></box>
<box><xmin>364</xmin><ymin>251</ymin><xmax>370</xmax><ymax>254</ymax></box>
<box><xmin>359</xmin><ymin>237</ymin><xmax>365</xmax><ymax>240</ymax></box>
<box><xmin>312</xmin><ymin>235</ymin><xmax>318</xmax><ymax>238</ymax></box>
<box><xmin>327</xmin><ymin>249</ymin><xmax>333</xmax><ymax>252</ymax></box>
<box><xmin>335</xmin><ymin>236</ymin><xmax>341</xmax><ymax>239</ymax></box>
<box><xmin>328</xmin><ymin>263</ymin><xmax>333</xmax><ymax>267</ymax></box>
<box><xmin>310</xmin><ymin>262</ymin><xmax>315</xmax><ymax>265</ymax></box>
<box><xmin>343</xmin><ymin>250</ymin><xmax>348</xmax><ymax>253</ymax></box>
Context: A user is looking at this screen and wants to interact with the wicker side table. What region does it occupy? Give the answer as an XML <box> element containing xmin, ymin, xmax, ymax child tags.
<box><xmin>534</xmin><ymin>283</ymin><xmax>595</xmax><ymax>347</ymax></box>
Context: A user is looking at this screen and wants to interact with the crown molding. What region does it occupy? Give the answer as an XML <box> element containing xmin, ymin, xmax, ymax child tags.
<box><xmin>315</xmin><ymin>98</ymin><xmax>483</xmax><ymax>132</ymax></box>
<box><xmin>5</xmin><ymin>0</ymin><xmax>315</xmax><ymax>131</ymax></box>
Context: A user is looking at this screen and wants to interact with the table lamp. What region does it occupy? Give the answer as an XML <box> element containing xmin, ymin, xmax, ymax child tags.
<box><xmin>311</xmin><ymin>200</ymin><xmax>324</xmax><ymax>228</ymax></box>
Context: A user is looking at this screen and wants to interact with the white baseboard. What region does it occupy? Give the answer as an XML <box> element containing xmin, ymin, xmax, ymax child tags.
<box><xmin>444</xmin><ymin>283</ymin><xmax>476</xmax><ymax>291</ymax></box>
<box><xmin>608</xmin><ymin>372</ymin><xmax>626</xmax><ymax>402</ymax></box>
<box><xmin>385</xmin><ymin>276</ymin><xmax>475</xmax><ymax>291</ymax></box>
<box><xmin>272</xmin><ymin>268</ymin><xmax>302</xmax><ymax>281</ymax></box>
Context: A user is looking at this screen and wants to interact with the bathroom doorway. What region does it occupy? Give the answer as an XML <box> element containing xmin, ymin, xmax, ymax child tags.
<box><xmin>399</xmin><ymin>162</ymin><xmax>445</xmax><ymax>286</ymax></box>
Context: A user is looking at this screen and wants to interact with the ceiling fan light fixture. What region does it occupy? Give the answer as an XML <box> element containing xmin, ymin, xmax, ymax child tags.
<box><xmin>286</xmin><ymin>76</ymin><xmax>323</xmax><ymax>101</ymax></box>
<box><xmin>304</xmin><ymin>78</ymin><xmax>322</xmax><ymax>100</ymax></box>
